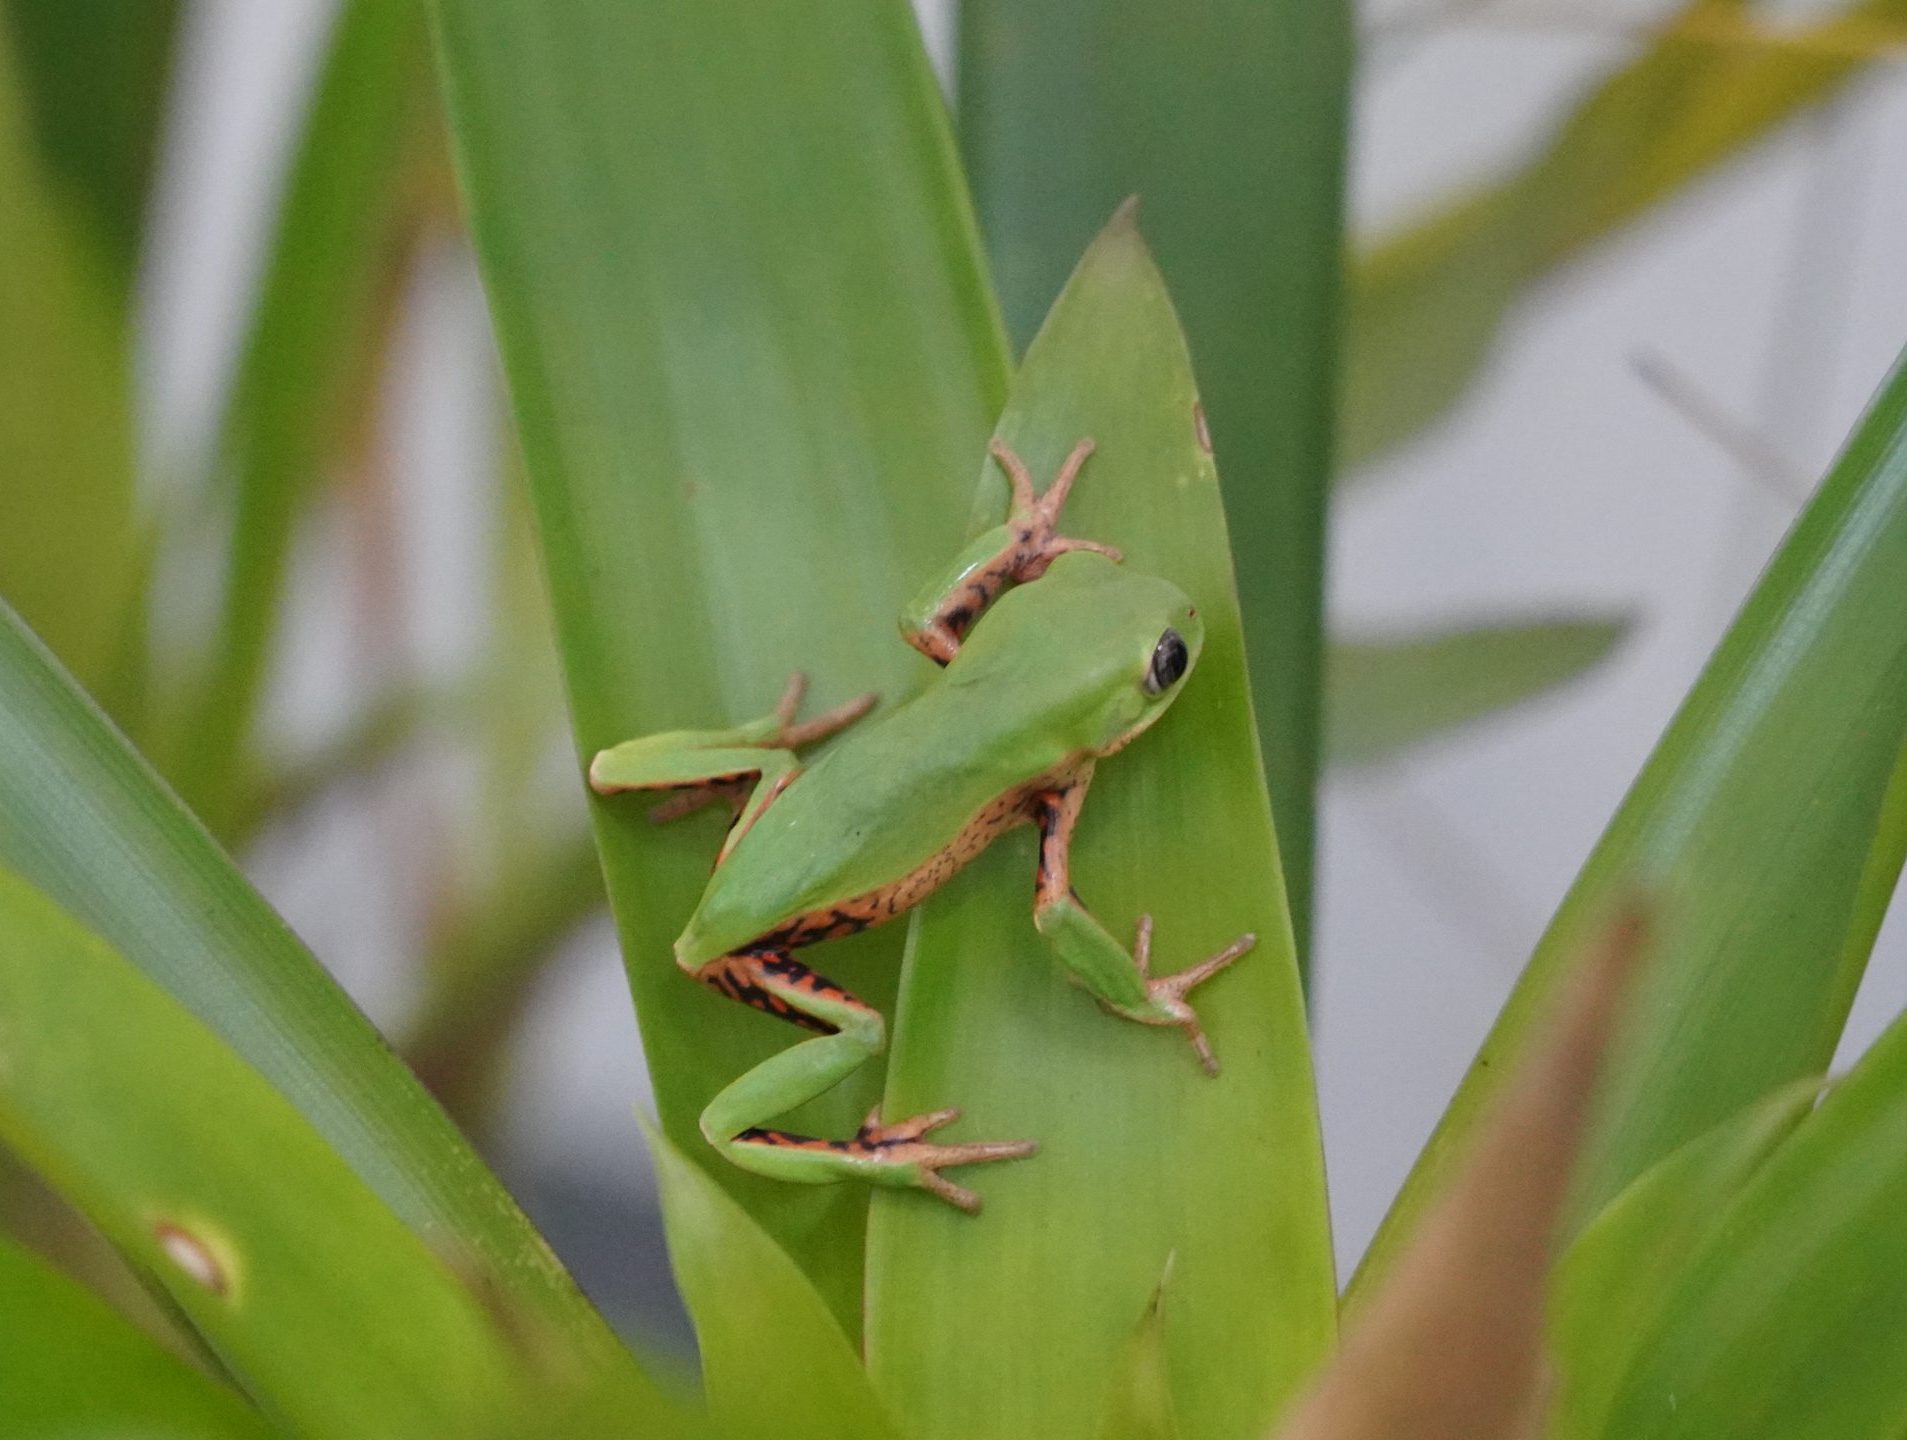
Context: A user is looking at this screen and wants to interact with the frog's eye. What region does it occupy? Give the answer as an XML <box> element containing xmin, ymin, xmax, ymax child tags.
<box><xmin>1144</xmin><ymin>629</ymin><xmax>1189</xmax><ymax>695</ymax></box>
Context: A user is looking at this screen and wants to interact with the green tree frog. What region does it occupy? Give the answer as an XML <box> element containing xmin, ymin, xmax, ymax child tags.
<box><xmin>591</xmin><ymin>439</ymin><xmax>1253</xmax><ymax>1212</ymax></box>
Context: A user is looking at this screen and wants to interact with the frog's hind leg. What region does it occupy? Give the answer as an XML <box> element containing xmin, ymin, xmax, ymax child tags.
<box><xmin>691</xmin><ymin>947</ymin><xmax>1035</xmax><ymax>1212</ymax></box>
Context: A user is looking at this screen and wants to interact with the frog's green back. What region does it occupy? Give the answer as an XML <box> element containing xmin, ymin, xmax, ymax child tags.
<box><xmin>675</xmin><ymin>554</ymin><xmax>1199</xmax><ymax>966</ymax></box>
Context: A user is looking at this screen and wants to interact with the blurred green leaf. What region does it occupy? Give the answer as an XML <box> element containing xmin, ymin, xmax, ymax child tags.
<box><xmin>959</xmin><ymin>0</ymin><xmax>1352</xmax><ymax>955</ymax></box>
<box><xmin>1599</xmin><ymin>1002</ymin><xmax>1907</xmax><ymax>1438</ymax></box>
<box><xmin>1548</xmin><ymin>1077</ymin><xmax>1821</xmax><ymax>1439</ymax></box>
<box><xmin>0</xmin><ymin>870</ymin><xmax>528</xmax><ymax>1437</ymax></box>
<box><xmin>0</xmin><ymin>17</ymin><xmax>139</xmax><ymax>699</ymax></box>
<box><xmin>0</xmin><ymin>603</ymin><xmax>651</xmax><ymax>1389</ymax></box>
<box><xmin>1352</xmin><ymin>347</ymin><xmax>1907</xmax><ymax>1305</ymax></box>
<box><xmin>866</xmin><ymin>212</ymin><xmax>1335</xmax><ymax>1440</ymax></box>
<box><xmin>1345</xmin><ymin>0</ymin><xmax>1907</xmax><ymax>470</ymax></box>
<box><xmin>168</xmin><ymin>0</ymin><xmax>427</xmax><ymax>835</ymax></box>
<box><xmin>644</xmin><ymin>1117</ymin><xmax>901</xmax><ymax>1440</ymax></box>
<box><xmin>0</xmin><ymin>1231</ymin><xmax>271</xmax><ymax>1440</ymax></box>
<box><xmin>1326</xmin><ymin>614</ymin><xmax>1630</xmax><ymax>768</ymax></box>
<box><xmin>1</xmin><ymin>0</ymin><xmax>180</xmax><ymax>301</ymax></box>
<box><xmin>434</xmin><ymin>0</ymin><xmax>1007</xmax><ymax>1329</ymax></box>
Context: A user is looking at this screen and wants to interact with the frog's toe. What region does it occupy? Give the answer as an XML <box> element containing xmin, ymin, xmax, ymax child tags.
<box><xmin>859</xmin><ymin>1107</ymin><xmax>1037</xmax><ymax>1213</ymax></box>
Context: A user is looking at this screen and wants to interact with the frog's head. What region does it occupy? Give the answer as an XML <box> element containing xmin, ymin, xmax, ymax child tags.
<box><xmin>1085</xmin><ymin>568</ymin><xmax>1204</xmax><ymax>757</ymax></box>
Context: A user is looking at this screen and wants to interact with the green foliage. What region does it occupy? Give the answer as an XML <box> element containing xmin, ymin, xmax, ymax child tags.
<box><xmin>0</xmin><ymin>603</ymin><xmax>645</xmax><ymax>1388</ymax></box>
<box><xmin>166</xmin><ymin>0</ymin><xmax>429</xmax><ymax>834</ymax></box>
<box><xmin>0</xmin><ymin>871</ymin><xmax>531</xmax><ymax>1437</ymax></box>
<box><xmin>0</xmin><ymin>1232</ymin><xmax>270</xmax><ymax>1439</ymax></box>
<box><xmin>4</xmin><ymin>1</ymin><xmax>1907</xmax><ymax>1436</ymax></box>
<box><xmin>959</xmin><ymin>0</ymin><xmax>1351</xmax><ymax>953</ymax></box>
<box><xmin>1327</xmin><ymin>616</ymin><xmax>1629</xmax><ymax>768</ymax></box>
<box><xmin>1356</xmin><ymin>348</ymin><xmax>1907</xmax><ymax>1302</ymax></box>
<box><xmin>433</xmin><ymin>0</ymin><xmax>1008</xmax><ymax>1327</ymax></box>
<box><xmin>867</xmin><ymin>211</ymin><xmax>1333</xmax><ymax>1440</ymax></box>
<box><xmin>1345</xmin><ymin>0</ymin><xmax>1907</xmax><ymax>470</ymax></box>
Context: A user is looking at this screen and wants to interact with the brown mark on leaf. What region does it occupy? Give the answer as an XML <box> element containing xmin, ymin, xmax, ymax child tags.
<box><xmin>1275</xmin><ymin>899</ymin><xmax>1652</xmax><ymax>1440</ymax></box>
<box><xmin>1193</xmin><ymin>401</ymin><xmax>1213</xmax><ymax>454</ymax></box>
<box><xmin>153</xmin><ymin>1220</ymin><xmax>231</xmax><ymax>1297</ymax></box>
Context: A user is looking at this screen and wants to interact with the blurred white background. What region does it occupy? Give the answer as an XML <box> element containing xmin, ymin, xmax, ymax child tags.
<box><xmin>139</xmin><ymin>0</ymin><xmax>1907</xmax><ymax>1320</ymax></box>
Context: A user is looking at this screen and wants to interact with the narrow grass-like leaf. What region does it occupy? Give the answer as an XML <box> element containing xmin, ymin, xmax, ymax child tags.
<box><xmin>1345</xmin><ymin>0</ymin><xmax>1907</xmax><ymax>470</ymax></box>
<box><xmin>643</xmin><ymin>1116</ymin><xmax>901</xmax><ymax>1440</ymax></box>
<box><xmin>433</xmin><ymin>0</ymin><xmax>1007</xmax><ymax>1326</ymax></box>
<box><xmin>959</xmin><ymin>0</ymin><xmax>1351</xmax><ymax>953</ymax></box>
<box><xmin>1353</xmin><ymin>348</ymin><xmax>1907</xmax><ymax>1304</ymax></box>
<box><xmin>1599</xmin><ymin>1004</ymin><xmax>1907</xmax><ymax>1438</ymax></box>
<box><xmin>0</xmin><ymin>18</ymin><xmax>138</xmax><ymax>696</ymax></box>
<box><xmin>168</xmin><ymin>0</ymin><xmax>427</xmax><ymax>834</ymax></box>
<box><xmin>0</xmin><ymin>870</ymin><xmax>530</xmax><ymax>1437</ymax></box>
<box><xmin>0</xmin><ymin>604</ymin><xmax>647</xmax><ymax>1388</ymax></box>
<box><xmin>1326</xmin><ymin>615</ymin><xmax>1629</xmax><ymax>769</ymax></box>
<box><xmin>1</xmin><ymin>0</ymin><xmax>180</xmax><ymax>302</ymax></box>
<box><xmin>0</xmin><ymin>1232</ymin><xmax>270</xmax><ymax>1440</ymax></box>
<box><xmin>1548</xmin><ymin>1078</ymin><xmax>1821</xmax><ymax>1439</ymax></box>
<box><xmin>866</xmin><ymin>210</ymin><xmax>1334</xmax><ymax>1440</ymax></box>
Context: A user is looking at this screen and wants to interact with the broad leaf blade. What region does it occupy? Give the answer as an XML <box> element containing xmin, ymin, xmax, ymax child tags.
<box><xmin>0</xmin><ymin>604</ymin><xmax>645</xmax><ymax>1386</ymax></box>
<box><xmin>0</xmin><ymin>1232</ymin><xmax>271</xmax><ymax>1440</ymax></box>
<box><xmin>866</xmin><ymin>211</ymin><xmax>1335</xmax><ymax>1440</ymax></box>
<box><xmin>434</xmin><ymin>0</ymin><xmax>1007</xmax><ymax>1326</ymax></box>
<box><xmin>1601</xmin><ymin>1006</ymin><xmax>1907</xmax><ymax>1438</ymax></box>
<box><xmin>1548</xmin><ymin>1078</ymin><xmax>1821</xmax><ymax>1439</ymax></box>
<box><xmin>1345</xmin><ymin>0</ymin><xmax>1907</xmax><ymax>469</ymax></box>
<box><xmin>1326</xmin><ymin>615</ymin><xmax>1629</xmax><ymax>769</ymax></box>
<box><xmin>645</xmin><ymin>1117</ymin><xmax>901</xmax><ymax>1440</ymax></box>
<box><xmin>0</xmin><ymin>871</ymin><xmax>527</xmax><ymax>1437</ymax></box>
<box><xmin>959</xmin><ymin>0</ymin><xmax>1353</xmax><ymax>953</ymax></box>
<box><xmin>1353</xmin><ymin>348</ymin><xmax>1907</xmax><ymax>1303</ymax></box>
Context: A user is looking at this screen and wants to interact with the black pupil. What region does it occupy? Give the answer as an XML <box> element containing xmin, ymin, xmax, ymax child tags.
<box><xmin>1148</xmin><ymin>629</ymin><xmax>1188</xmax><ymax>693</ymax></box>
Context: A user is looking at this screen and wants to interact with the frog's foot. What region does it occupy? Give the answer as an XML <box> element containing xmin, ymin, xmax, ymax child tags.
<box><xmin>770</xmin><ymin>671</ymin><xmax>879</xmax><ymax>750</ymax></box>
<box><xmin>1126</xmin><ymin>914</ymin><xmax>1256</xmax><ymax>1076</ymax></box>
<box><xmin>992</xmin><ymin>437</ymin><xmax>1124</xmax><ymax>582</ymax></box>
<box><xmin>855</xmin><ymin>1106</ymin><xmax>1038</xmax><ymax>1213</ymax></box>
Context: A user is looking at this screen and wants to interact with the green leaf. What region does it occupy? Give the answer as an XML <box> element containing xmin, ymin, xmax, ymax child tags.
<box><xmin>0</xmin><ymin>16</ymin><xmax>139</xmax><ymax>697</ymax></box>
<box><xmin>1325</xmin><ymin>615</ymin><xmax>1630</xmax><ymax>769</ymax></box>
<box><xmin>1344</xmin><ymin>0</ymin><xmax>1907</xmax><ymax>470</ymax></box>
<box><xmin>1352</xmin><ymin>346</ymin><xmax>1907</xmax><ymax>1304</ymax></box>
<box><xmin>1</xmin><ymin>0</ymin><xmax>181</xmax><ymax>302</ymax></box>
<box><xmin>866</xmin><ymin>211</ymin><xmax>1335</xmax><ymax>1440</ymax></box>
<box><xmin>433</xmin><ymin>0</ymin><xmax>1008</xmax><ymax>1327</ymax></box>
<box><xmin>0</xmin><ymin>870</ymin><xmax>528</xmax><ymax>1437</ymax></box>
<box><xmin>1548</xmin><ymin>1077</ymin><xmax>1821</xmax><ymax>1438</ymax></box>
<box><xmin>958</xmin><ymin>0</ymin><xmax>1351</xmax><ymax>955</ymax></box>
<box><xmin>0</xmin><ymin>1232</ymin><xmax>271</xmax><ymax>1440</ymax></box>
<box><xmin>1599</xmin><ymin>1007</ymin><xmax>1907</xmax><ymax>1438</ymax></box>
<box><xmin>0</xmin><ymin>603</ymin><xmax>649</xmax><ymax>1389</ymax></box>
<box><xmin>644</xmin><ymin>1116</ymin><xmax>901</xmax><ymax>1440</ymax></box>
<box><xmin>1095</xmin><ymin>1274</ymin><xmax>1185</xmax><ymax>1440</ymax></box>
<box><xmin>167</xmin><ymin>0</ymin><xmax>427</xmax><ymax>835</ymax></box>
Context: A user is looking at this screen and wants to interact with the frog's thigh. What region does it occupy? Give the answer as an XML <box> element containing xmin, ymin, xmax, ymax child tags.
<box><xmin>691</xmin><ymin>949</ymin><xmax>884</xmax><ymax>1169</ymax></box>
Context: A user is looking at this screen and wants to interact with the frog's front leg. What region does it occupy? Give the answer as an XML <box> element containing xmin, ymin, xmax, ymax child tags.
<box><xmin>589</xmin><ymin>672</ymin><xmax>874</xmax><ymax>858</ymax></box>
<box><xmin>689</xmin><ymin>947</ymin><xmax>1036</xmax><ymax>1212</ymax></box>
<box><xmin>1029</xmin><ymin>767</ymin><xmax>1255</xmax><ymax>1074</ymax></box>
<box><xmin>900</xmin><ymin>438</ymin><xmax>1123</xmax><ymax>665</ymax></box>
